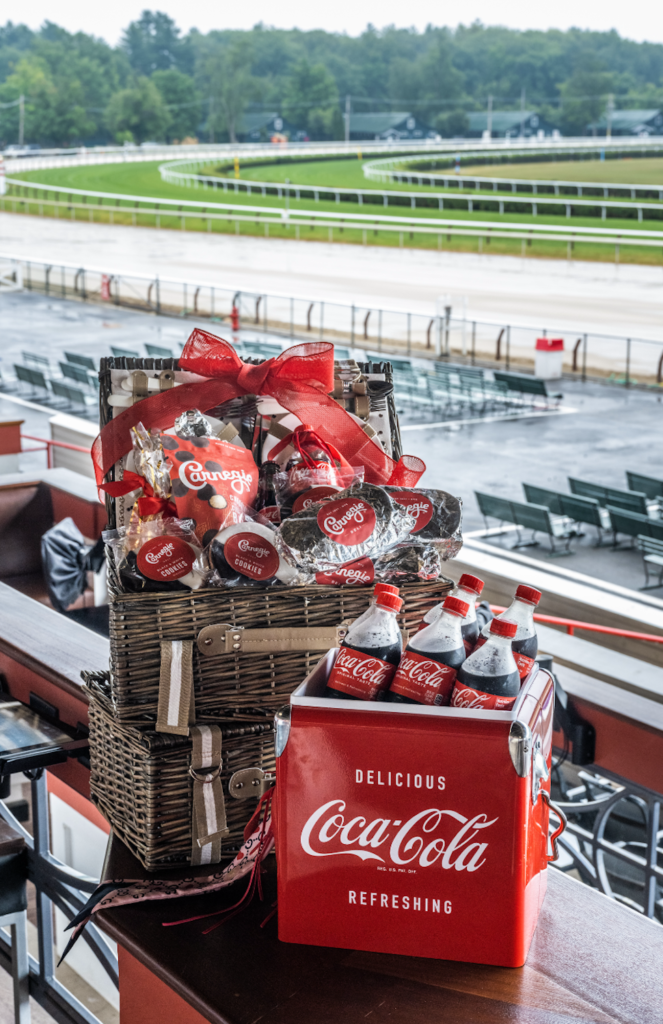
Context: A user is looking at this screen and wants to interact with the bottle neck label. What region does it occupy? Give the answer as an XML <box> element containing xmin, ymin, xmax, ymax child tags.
<box><xmin>450</xmin><ymin>683</ymin><xmax>517</xmax><ymax>711</ymax></box>
<box><xmin>327</xmin><ymin>647</ymin><xmax>397</xmax><ymax>700</ymax></box>
<box><xmin>389</xmin><ymin>650</ymin><xmax>457</xmax><ymax>706</ymax></box>
<box><xmin>471</xmin><ymin>636</ymin><xmax>534</xmax><ymax>681</ymax></box>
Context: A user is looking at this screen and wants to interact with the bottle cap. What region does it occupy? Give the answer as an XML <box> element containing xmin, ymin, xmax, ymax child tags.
<box><xmin>515</xmin><ymin>585</ymin><xmax>541</xmax><ymax>605</ymax></box>
<box><xmin>377</xmin><ymin>593</ymin><xmax>403</xmax><ymax>613</ymax></box>
<box><xmin>374</xmin><ymin>583</ymin><xmax>399</xmax><ymax>597</ymax></box>
<box><xmin>490</xmin><ymin>618</ymin><xmax>518</xmax><ymax>639</ymax></box>
<box><xmin>443</xmin><ymin>595</ymin><xmax>470</xmax><ymax>618</ymax></box>
<box><xmin>458</xmin><ymin>573</ymin><xmax>484</xmax><ymax>596</ymax></box>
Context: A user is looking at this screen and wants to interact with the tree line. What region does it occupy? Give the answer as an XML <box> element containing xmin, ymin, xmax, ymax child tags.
<box><xmin>1</xmin><ymin>12</ymin><xmax>662</xmax><ymax>148</ymax></box>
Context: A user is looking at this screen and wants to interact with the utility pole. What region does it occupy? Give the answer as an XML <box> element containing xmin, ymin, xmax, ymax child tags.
<box><xmin>487</xmin><ymin>94</ymin><xmax>493</xmax><ymax>139</ymax></box>
<box><xmin>344</xmin><ymin>94</ymin><xmax>351</xmax><ymax>144</ymax></box>
<box><xmin>18</xmin><ymin>94</ymin><xmax>24</xmax><ymax>146</ymax></box>
<box><xmin>520</xmin><ymin>87</ymin><xmax>525</xmax><ymax>138</ymax></box>
<box><xmin>606</xmin><ymin>93</ymin><xmax>614</xmax><ymax>140</ymax></box>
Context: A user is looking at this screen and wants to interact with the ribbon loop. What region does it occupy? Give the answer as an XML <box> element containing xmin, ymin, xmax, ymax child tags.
<box><xmin>236</xmin><ymin>359</ymin><xmax>273</xmax><ymax>395</ymax></box>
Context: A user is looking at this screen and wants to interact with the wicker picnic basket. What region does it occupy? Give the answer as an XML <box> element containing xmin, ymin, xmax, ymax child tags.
<box><xmin>89</xmin><ymin>350</ymin><xmax>454</xmax><ymax>870</ymax></box>
<box><xmin>84</xmin><ymin>672</ymin><xmax>275</xmax><ymax>871</ymax></box>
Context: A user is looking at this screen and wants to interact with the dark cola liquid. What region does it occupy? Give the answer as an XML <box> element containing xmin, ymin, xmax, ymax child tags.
<box><xmin>325</xmin><ymin>640</ymin><xmax>401</xmax><ymax>701</ymax></box>
<box><xmin>457</xmin><ymin>665</ymin><xmax>520</xmax><ymax>697</ymax></box>
<box><xmin>461</xmin><ymin>620</ymin><xmax>480</xmax><ymax>645</ymax></box>
<box><xmin>513</xmin><ymin>634</ymin><xmax>538</xmax><ymax>659</ymax></box>
<box><xmin>387</xmin><ymin>643</ymin><xmax>465</xmax><ymax>704</ymax></box>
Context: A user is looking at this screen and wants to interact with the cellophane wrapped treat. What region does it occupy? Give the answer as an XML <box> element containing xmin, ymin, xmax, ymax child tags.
<box><xmin>207</xmin><ymin>511</ymin><xmax>303</xmax><ymax>588</ymax></box>
<box><xmin>161</xmin><ymin>427</ymin><xmax>259</xmax><ymax>547</ymax></box>
<box><xmin>278</xmin><ymin>482</ymin><xmax>415</xmax><ymax>573</ymax></box>
<box><xmin>386</xmin><ymin>486</ymin><xmax>463</xmax><ymax>560</ymax></box>
<box><xmin>104</xmin><ymin>515</ymin><xmax>207</xmax><ymax>593</ymax></box>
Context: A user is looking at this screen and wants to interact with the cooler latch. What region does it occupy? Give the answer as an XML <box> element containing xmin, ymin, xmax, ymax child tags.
<box><xmin>228</xmin><ymin>767</ymin><xmax>275</xmax><ymax>800</ymax></box>
<box><xmin>508</xmin><ymin>720</ymin><xmax>532</xmax><ymax>778</ymax></box>
<box><xmin>531</xmin><ymin>734</ymin><xmax>550</xmax><ymax>804</ymax></box>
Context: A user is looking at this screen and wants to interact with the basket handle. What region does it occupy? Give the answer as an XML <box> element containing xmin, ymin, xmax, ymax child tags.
<box><xmin>197</xmin><ymin>622</ymin><xmax>350</xmax><ymax>657</ymax></box>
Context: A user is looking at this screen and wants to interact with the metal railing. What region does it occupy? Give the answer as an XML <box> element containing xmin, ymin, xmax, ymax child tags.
<box><xmin>491</xmin><ymin>605</ymin><xmax>663</xmax><ymax>643</ymax></box>
<box><xmin>160</xmin><ymin>158</ymin><xmax>663</xmax><ymax>223</ymax></box>
<box><xmin>21</xmin><ymin>435</ymin><xmax>91</xmax><ymax>468</ymax></box>
<box><xmin>3</xmin><ymin>188</ymin><xmax>663</xmax><ymax>272</ymax></box>
<box><xmin>0</xmin><ymin>774</ymin><xmax>117</xmax><ymax>1024</ymax></box>
<box><xmin>2</xmin><ymin>252</ymin><xmax>663</xmax><ymax>388</ymax></box>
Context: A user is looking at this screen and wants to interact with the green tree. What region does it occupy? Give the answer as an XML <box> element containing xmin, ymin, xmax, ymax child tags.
<box><xmin>122</xmin><ymin>10</ymin><xmax>192</xmax><ymax>76</ymax></box>
<box><xmin>200</xmin><ymin>39</ymin><xmax>259</xmax><ymax>143</ymax></box>
<box><xmin>283</xmin><ymin>60</ymin><xmax>340</xmax><ymax>140</ymax></box>
<box><xmin>560</xmin><ymin>63</ymin><xmax>613</xmax><ymax>135</ymax></box>
<box><xmin>105</xmin><ymin>76</ymin><xmax>171</xmax><ymax>143</ymax></box>
<box><xmin>0</xmin><ymin>54</ymin><xmax>94</xmax><ymax>146</ymax></box>
<box><xmin>152</xmin><ymin>68</ymin><xmax>201</xmax><ymax>140</ymax></box>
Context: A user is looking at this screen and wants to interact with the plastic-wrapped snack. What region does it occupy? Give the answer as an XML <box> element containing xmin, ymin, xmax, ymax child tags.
<box><xmin>208</xmin><ymin>517</ymin><xmax>300</xmax><ymax>588</ymax></box>
<box><xmin>275</xmin><ymin>464</ymin><xmax>364</xmax><ymax>518</ymax></box>
<box><xmin>385</xmin><ymin>486</ymin><xmax>463</xmax><ymax>560</ymax></box>
<box><xmin>278</xmin><ymin>482</ymin><xmax>415</xmax><ymax>573</ymax></box>
<box><xmin>174</xmin><ymin>408</ymin><xmax>214</xmax><ymax>439</ymax></box>
<box><xmin>313</xmin><ymin>543</ymin><xmax>445</xmax><ymax>587</ymax></box>
<box><xmin>129</xmin><ymin>423</ymin><xmax>173</xmax><ymax>519</ymax></box>
<box><xmin>104</xmin><ymin>515</ymin><xmax>207</xmax><ymax>594</ymax></box>
<box><xmin>161</xmin><ymin>431</ymin><xmax>259</xmax><ymax>547</ymax></box>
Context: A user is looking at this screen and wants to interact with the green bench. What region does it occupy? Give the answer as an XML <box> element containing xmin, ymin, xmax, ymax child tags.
<box><xmin>14</xmin><ymin>364</ymin><xmax>48</xmax><ymax>393</ymax></box>
<box><xmin>475</xmin><ymin>491</ymin><xmax>573</xmax><ymax>554</ymax></box>
<box><xmin>145</xmin><ymin>344</ymin><xmax>175</xmax><ymax>358</ymax></box>
<box><xmin>569</xmin><ymin>478</ymin><xmax>653</xmax><ymax>517</ymax></box>
<box><xmin>626</xmin><ymin>472</ymin><xmax>663</xmax><ymax>501</ymax></box>
<box><xmin>606</xmin><ymin>506</ymin><xmax>663</xmax><ymax>547</ymax></box>
<box><xmin>60</xmin><ymin>362</ymin><xmax>97</xmax><ymax>389</ymax></box>
<box><xmin>111</xmin><ymin>346</ymin><xmax>140</xmax><ymax>358</ymax></box>
<box><xmin>64</xmin><ymin>351</ymin><xmax>96</xmax><ymax>371</ymax></box>
<box><xmin>49</xmin><ymin>379</ymin><xmax>89</xmax><ymax>411</ymax></box>
<box><xmin>523</xmin><ymin>484</ymin><xmax>612</xmax><ymax>544</ymax></box>
<box><xmin>637</xmin><ymin>536</ymin><xmax>663</xmax><ymax>590</ymax></box>
<box><xmin>493</xmin><ymin>371</ymin><xmax>563</xmax><ymax>406</ymax></box>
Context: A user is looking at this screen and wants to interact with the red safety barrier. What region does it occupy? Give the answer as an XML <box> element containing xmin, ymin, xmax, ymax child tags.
<box><xmin>491</xmin><ymin>605</ymin><xmax>663</xmax><ymax>645</ymax></box>
<box><xmin>21</xmin><ymin>434</ymin><xmax>91</xmax><ymax>470</ymax></box>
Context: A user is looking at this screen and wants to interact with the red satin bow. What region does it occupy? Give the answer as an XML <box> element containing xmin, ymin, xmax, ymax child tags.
<box><xmin>92</xmin><ymin>332</ymin><xmax>425</xmax><ymax>492</ymax></box>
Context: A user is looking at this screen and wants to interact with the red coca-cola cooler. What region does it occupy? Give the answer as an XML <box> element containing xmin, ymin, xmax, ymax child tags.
<box><xmin>274</xmin><ymin>650</ymin><xmax>561</xmax><ymax>967</ymax></box>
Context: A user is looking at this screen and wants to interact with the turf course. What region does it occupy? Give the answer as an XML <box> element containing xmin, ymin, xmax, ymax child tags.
<box><xmin>7</xmin><ymin>156</ymin><xmax>663</xmax><ymax>266</ymax></box>
<box><xmin>437</xmin><ymin>156</ymin><xmax>663</xmax><ymax>186</ymax></box>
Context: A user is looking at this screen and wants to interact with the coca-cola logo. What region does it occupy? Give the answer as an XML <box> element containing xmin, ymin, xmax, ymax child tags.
<box><xmin>292</xmin><ymin>485</ymin><xmax>340</xmax><ymax>515</ymax></box>
<box><xmin>224</xmin><ymin>531</ymin><xmax>279</xmax><ymax>580</ymax></box>
<box><xmin>178</xmin><ymin>460</ymin><xmax>253</xmax><ymax>495</ymax></box>
<box><xmin>390</xmin><ymin>652</ymin><xmax>456</xmax><ymax>705</ymax></box>
<box><xmin>136</xmin><ymin>536</ymin><xmax>195</xmax><ymax>581</ymax></box>
<box><xmin>450</xmin><ymin>684</ymin><xmax>516</xmax><ymax>711</ymax></box>
<box><xmin>301</xmin><ymin>800</ymin><xmax>497</xmax><ymax>871</ymax></box>
<box><xmin>391</xmin><ymin>491</ymin><xmax>434</xmax><ymax>533</ymax></box>
<box><xmin>318</xmin><ymin>498</ymin><xmax>376</xmax><ymax>546</ymax></box>
<box><xmin>315</xmin><ymin>557</ymin><xmax>375</xmax><ymax>586</ymax></box>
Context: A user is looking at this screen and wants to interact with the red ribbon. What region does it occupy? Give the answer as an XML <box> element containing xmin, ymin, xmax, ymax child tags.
<box><xmin>99</xmin><ymin>470</ymin><xmax>177</xmax><ymax>519</ymax></box>
<box><xmin>93</xmin><ymin>332</ymin><xmax>425</xmax><ymax>492</ymax></box>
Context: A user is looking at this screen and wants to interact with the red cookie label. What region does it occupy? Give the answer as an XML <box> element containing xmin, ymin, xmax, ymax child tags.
<box><xmin>315</xmin><ymin>557</ymin><xmax>375</xmax><ymax>586</ymax></box>
<box><xmin>224</xmin><ymin>532</ymin><xmax>279</xmax><ymax>580</ymax></box>
<box><xmin>137</xmin><ymin>536</ymin><xmax>195</xmax><ymax>581</ymax></box>
<box><xmin>450</xmin><ymin>683</ymin><xmax>517</xmax><ymax>711</ymax></box>
<box><xmin>317</xmin><ymin>498</ymin><xmax>376</xmax><ymax>546</ymax></box>
<box><xmin>390</xmin><ymin>491</ymin><xmax>434</xmax><ymax>533</ymax></box>
<box><xmin>389</xmin><ymin>650</ymin><xmax>457</xmax><ymax>706</ymax></box>
<box><xmin>292</xmin><ymin>486</ymin><xmax>340</xmax><ymax>514</ymax></box>
<box><xmin>327</xmin><ymin>647</ymin><xmax>396</xmax><ymax>700</ymax></box>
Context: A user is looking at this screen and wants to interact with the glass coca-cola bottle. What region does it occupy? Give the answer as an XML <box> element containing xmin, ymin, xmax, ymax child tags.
<box><xmin>256</xmin><ymin>461</ymin><xmax>281</xmax><ymax>524</ymax></box>
<box><xmin>451</xmin><ymin>618</ymin><xmax>520</xmax><ymax>709</ymax></box>
<box><xmin>386</xmin><ymin>595</ymin><xmax>468</xmax><ymax>706</ymax></box>
<box><xmin>420</xmin><ymin>574</ymin><xmax>484</xmax><ymax>652</ymax></box>
<box><xmin>325</xmin><ymin>593</ymin><xmax>403</xmax><ymax>702</ymax></box>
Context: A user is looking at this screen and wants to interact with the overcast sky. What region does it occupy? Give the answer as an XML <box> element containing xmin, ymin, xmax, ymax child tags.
<box><xmin>11</xmin><ymin>0</ymin><xmax>663</xmax><ymax>46</ymax></box>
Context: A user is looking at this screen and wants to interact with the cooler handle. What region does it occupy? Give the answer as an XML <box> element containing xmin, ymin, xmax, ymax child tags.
<box><xmin>542</xmin><ymin>790</ymin><xmax>567</xmax><ymax>862</ymax></box>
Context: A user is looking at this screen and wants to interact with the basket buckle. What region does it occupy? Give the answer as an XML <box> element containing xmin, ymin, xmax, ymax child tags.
<box><xmin>228</xmin><ymin>767</ymin><xmax>275</xmax><ymax>800</ymax></box>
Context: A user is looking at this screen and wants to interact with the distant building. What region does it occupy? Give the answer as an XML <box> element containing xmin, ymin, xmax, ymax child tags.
<box><xmin>466</xmin><ymin>111</ymin><xmax>558</xmax><ymax>139</ymax></box>
<box><xmin>237</xmin><ymin>112</ymin><xmax>301</xmax><ymax>143</ymax></box>
<box><xmin>589</xmin><ymin>109</ymin><xmax>663</xmax><ymax>136</ymax></box>
<box><xmin>348</xmin><ymin>112</ymin><xmax>437</xmax><ymax>141</ymax></box>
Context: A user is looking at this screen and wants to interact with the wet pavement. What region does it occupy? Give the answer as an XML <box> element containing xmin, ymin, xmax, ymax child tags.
<box><xmin>2</xmin><ymin>289</ymin><xmax>662</xmax><ymax>596</ymax></box>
